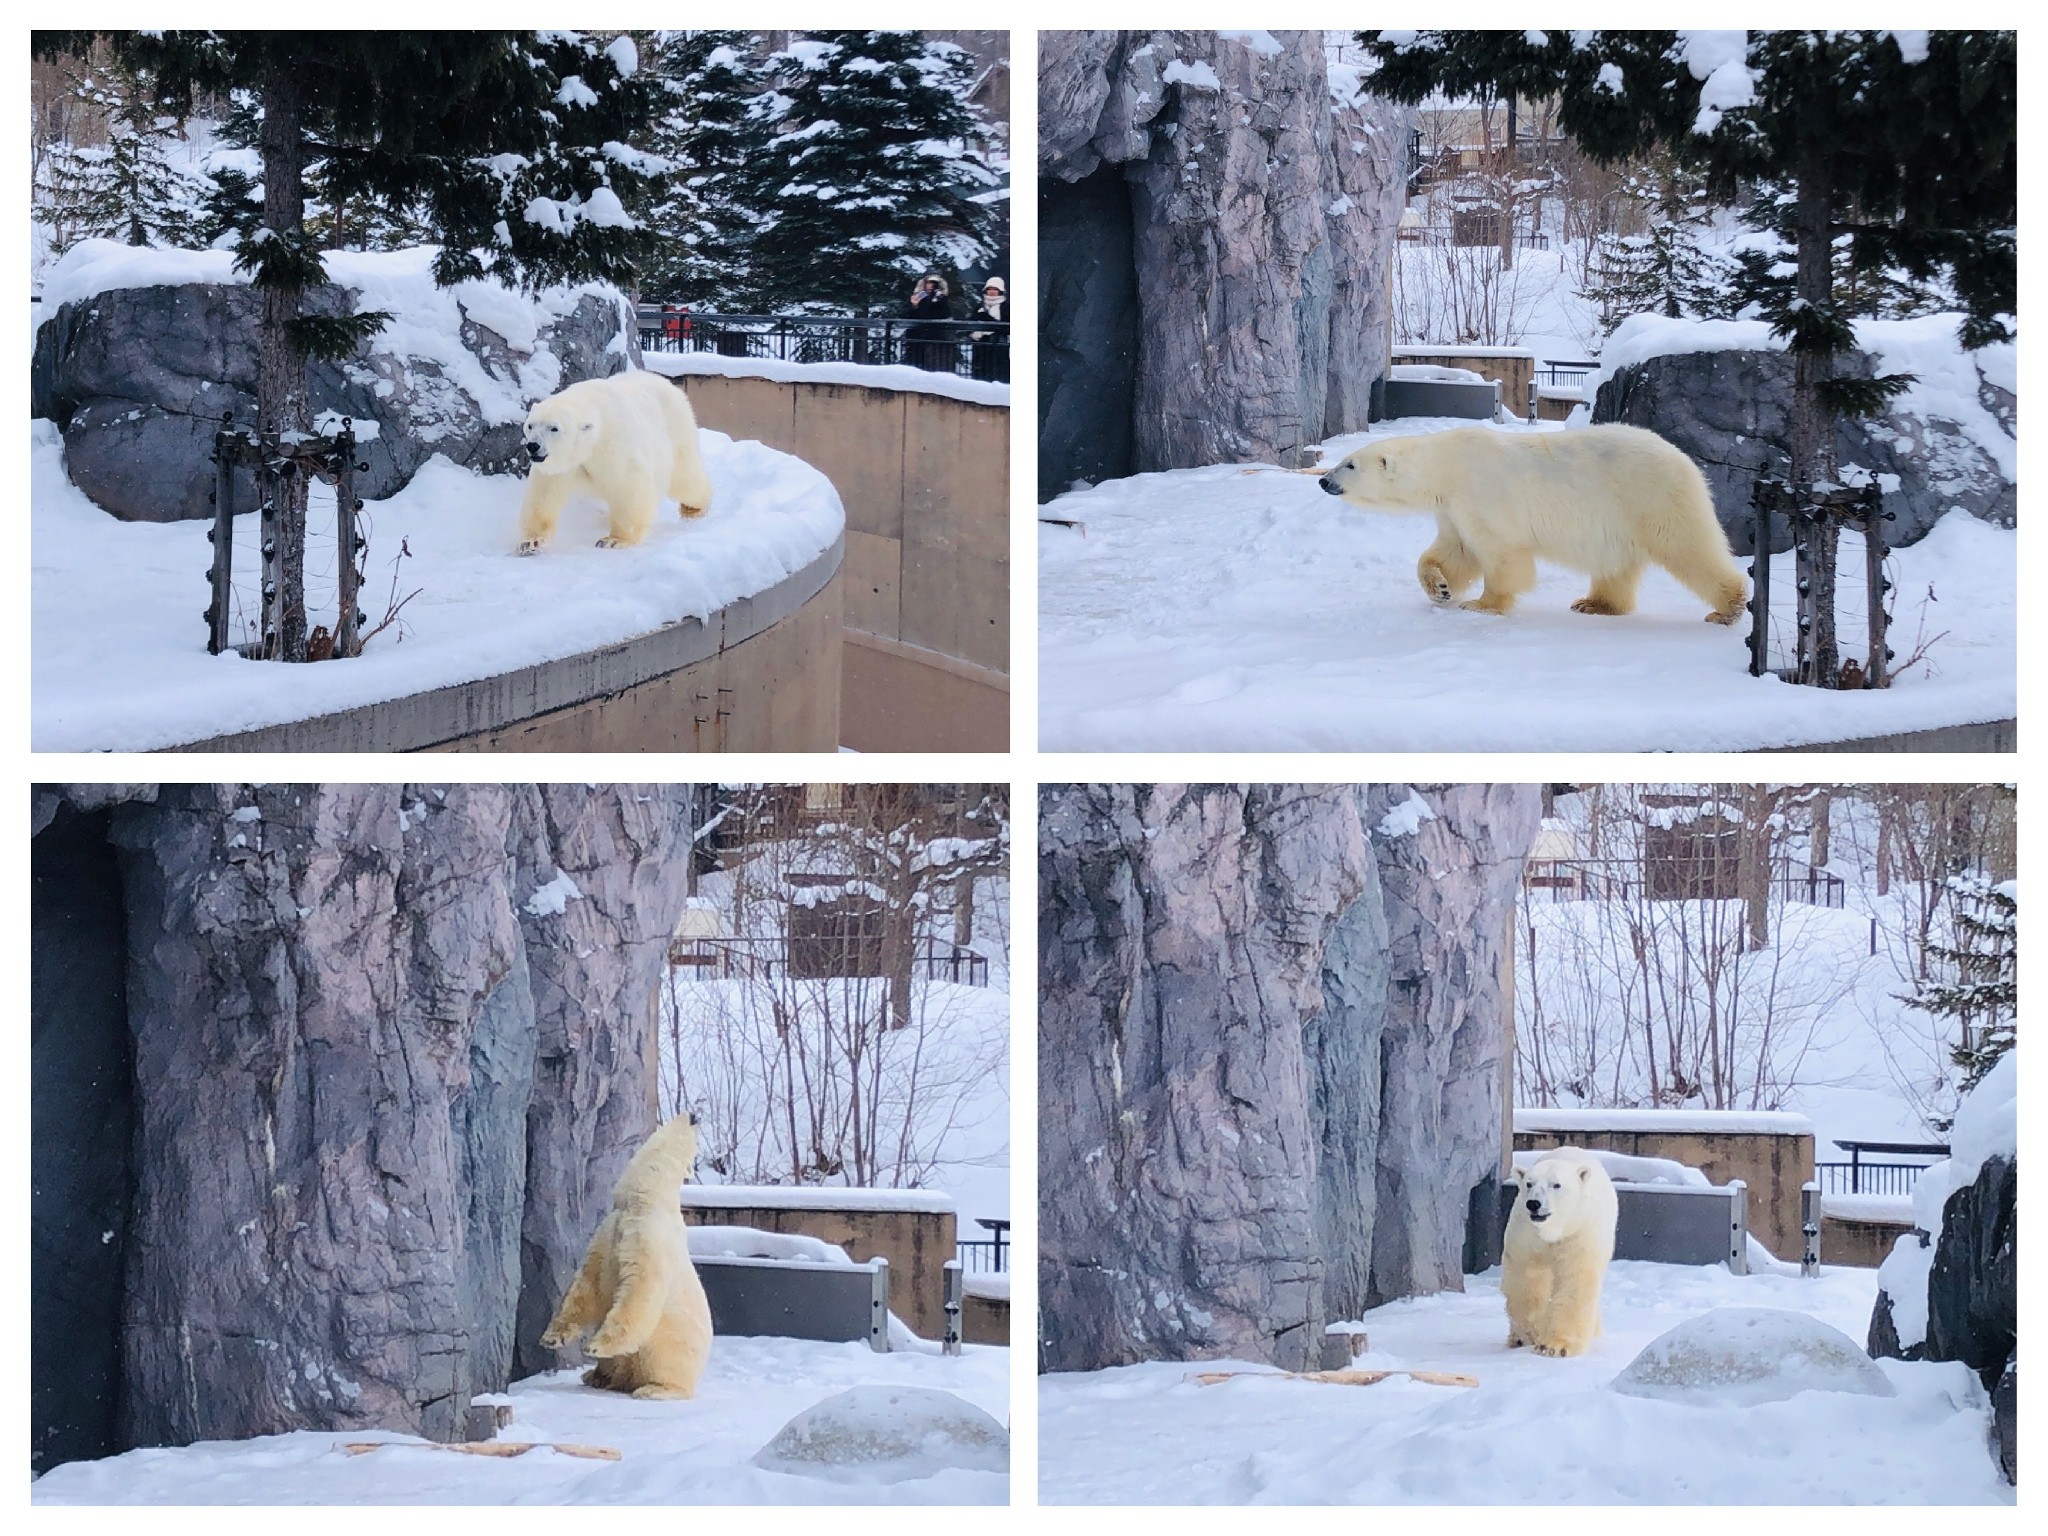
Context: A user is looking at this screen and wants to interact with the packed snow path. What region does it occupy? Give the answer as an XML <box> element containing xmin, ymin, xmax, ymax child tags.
<box><xmin>1038</xmin><ymin>420</ymin><xmax>2015</xmax><ymax>751</ymax></box>
<box><xmin>1040</xmin><ymin>1261</ymin><xmax>2009</xmax><ymax>1504</ymax></box>
<box><xmin>32</xmin><ymin>1336</ymin><xmax>1008</xmax><ymax>1505</ymax></box>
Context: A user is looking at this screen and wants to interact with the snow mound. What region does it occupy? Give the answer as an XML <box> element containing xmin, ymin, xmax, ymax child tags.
<box><xmin>751</xmin><ymin>1386</ymin><xmax>1008</xmax><ymax>1482</ymax></box>
<box><xmin>688</xmin><ymin>1226</ymin><xmax>853</xmax><ymax>1265</ymax></box>
<box><xmin>1945</xmin><ymin>1052</ymin><xmax>2016</xmax><ymax>1190</ymax></box>
<box><xmin>1612</xmin><ymin>1308</ymin><xmax>1896</xmax><ymax>1406</ymax></box>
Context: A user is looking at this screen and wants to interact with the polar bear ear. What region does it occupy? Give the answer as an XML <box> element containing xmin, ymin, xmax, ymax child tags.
<box><xmin>1577</xmin><ymin>1164</ymin><xmax>1593</xmax><ymax>1182</ymax></box>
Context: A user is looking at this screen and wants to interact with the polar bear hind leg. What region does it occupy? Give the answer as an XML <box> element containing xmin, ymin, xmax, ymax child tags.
<box><xmin>595</xmin><ymin>471</ymin><xmax>661</xmax><ymax>548</ymax></box>
<box><xmin>1417</xmin><ymin>524</ymin><xmax>1482</xmax><ymax>605</ymax></box>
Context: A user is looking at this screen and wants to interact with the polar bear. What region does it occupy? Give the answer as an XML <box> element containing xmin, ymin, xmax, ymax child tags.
<box><xmin>1318</xmin><ymin>424</ymin><xmax>1748</xmax><ymax>623</ymax></box>
<box><xmin>540</xmin><ymin>1115</ymin><xmax>713</xmax><ymax>1399</ymax></box>
<box><xmin>516</xmin><ymin>369</ymin><xmax>713</xmax><ymax>554</ymax></box>
<box><xmin>1502</xmin><ymin>1147</ymin><xmax>1619</xmax><ymax>1358</ymax></box>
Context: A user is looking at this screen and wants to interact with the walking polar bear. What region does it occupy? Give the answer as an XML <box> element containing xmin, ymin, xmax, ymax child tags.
<box><xmin>540</xmin><ymin>1115</ymin><xmax>713</xmax><ymax>1399</ymax></box>
<box><xmin>517</xmin><ymin>369</ymin><xmax>712</xmax><ymax>554</ymax></box>
<box><xmin>1502</xmin><ymin>1147</ymin><xmax>1619</xmax><ymax>1358</ymax></box>
<box><xmin>1318</xmin><ymin>423</ymin><xmax>1748</xmax><ymax>623</ymax></box>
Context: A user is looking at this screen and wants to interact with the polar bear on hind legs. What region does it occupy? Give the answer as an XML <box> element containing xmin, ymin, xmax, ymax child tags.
<box><xmin>1502</xmin><ymin>1147</ymin><xmax>1619</xmax><ymax>1358</ymax></box>
<box><xmin>1318</xmin><ymin>424</ymin><xmax>1748</xmax><ymax>624</ymax></box>
<box><xmin>516</xmin><ymin>369</ymin><xmax>713</xmax><ymax>554</ymax></box>
<box><xmin>540</xmin><ymin>1115</ymin><xmax>714</xmax><ymax>1399</ymax></box>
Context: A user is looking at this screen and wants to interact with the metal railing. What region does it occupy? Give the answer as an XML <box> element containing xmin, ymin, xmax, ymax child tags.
<box><xmin>669</xmin><ymin>934</ymin><xmax>990</xmax><ymax>987</ymax></box>
<box><xmin>1523</xmin><ymin>855</ymin><xmax>1846</xmax><ymax>908</ymax></box>
<box><xmin>956</xmin><ymin>1217</ymin><xmax>1009</xmax><ymax>1273</ymax></box>
<box><xmin>1536</xmin><ymin>360</ymin><xmax>1598</xmax><ymax>389</ymax></box>
<box><xmin>1397</xmin><ymin>226</ymin><xmax>1552</xmax><ymax>251</ymax></box>
<box><xmin>637</xmin><ymin>310</ymin><xmax>1008</xmax><ymax>382</ymax></box>
<box><xmin>1816</xmin><ymin>1139</ymin><xmax>1949</xmax><ymax>1197</ymax></box>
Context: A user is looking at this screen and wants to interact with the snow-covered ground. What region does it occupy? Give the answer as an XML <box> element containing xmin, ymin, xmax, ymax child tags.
<box><xmin>32</xmin><ymin>420</ymin><xmax>843</xmax><ymax>750</ymax></box>
<box><xmin>32</xmin><ymin>1336</ymin><xmax>1008</xmax><ymax>1505</ymax></box>
<box><xmin>1039</xmin><ymin>1261</ymin><xmax>2008</xmax><ymax>1504</ymax></box>
<box><xmin>1038</xmin><ymin>418</ymin><xmax>2014</xmax><ymax>751</ymax></box>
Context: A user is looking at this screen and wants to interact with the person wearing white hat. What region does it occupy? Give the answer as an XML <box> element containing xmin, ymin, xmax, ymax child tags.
<box><xmin>969</xmin><ymin>276</ymin><xmax>1009</xmax><ymax>382</ymax></box>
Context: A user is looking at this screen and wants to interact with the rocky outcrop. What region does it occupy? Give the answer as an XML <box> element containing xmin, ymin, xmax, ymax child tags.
<box><xmin>31</xmin><ymin>276</ymin><xmax>630</xmax><ymax>522</ymax></box>
<box><xmin>30</xmin><ymin>784</ymin><xmax>691</xmax><ymax>1466</ymax></box>
<box><xmin>1039</xmin><ymin>32</ymin><xmax>1410</xmax><ymax>497</ymax></box>
<box><xmin>1038</xmin><ymin>783</ymin><xmax>1539</xmax><ymax>1373</ymax></box>
<box><xmin>1592</xmin><ymin>346</ymin><xmax>2016</xmax><ymax>550</ymax></box>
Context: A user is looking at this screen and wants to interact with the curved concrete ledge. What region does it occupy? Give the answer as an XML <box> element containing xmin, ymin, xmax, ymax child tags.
<box><xmin>676</xmin><ymin>369</ymin><xmax>1009</xmax><ymax>751</ymax></box>
<box><xmin>1749</xmin><ymin>717</ymin><xmax>2016</xmax><ymax>754</ymax></box>
<box><xmin>167</xmin><ymin>537</ymin><xmax>843</xmax><ymax>752</ymax></box>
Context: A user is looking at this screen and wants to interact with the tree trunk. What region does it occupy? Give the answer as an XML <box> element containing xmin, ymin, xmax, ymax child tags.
<box><xmin>1811</xmin><ymin>788</ymin><xmax>1832</xmax><ymax>870</ymax></box>
<box><xmin>258</xmin><ymin>56</ymin><xmax>310</xmax><ymax>662</ymax></box>
<box><xmin>1737</xmin><ymin>786</ymin><xmax>1774</xmax><ymax>952</ymax></box>
<box><xmin>1791</xmin><ymin>97</ymin><xmax>1839</xmax><ymax>685</ymax></box>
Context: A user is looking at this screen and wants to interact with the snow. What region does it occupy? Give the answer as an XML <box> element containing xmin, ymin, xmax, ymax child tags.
<box><xmin>643</xmin><ymin>348</ymin><xmax>1009</xmax><ymax>408</ymax></box>
<box><xmin>963</xmin><ymin>1273</ymin><xmax>1010</xmax><ymax>1302</ymax></box>
<box><xmin>1943</xmin><ymin>1051</ymin><xmax>2017</xmax><ymax>1190</ymax></box>
<box><xmin>1529</xmin><ymin>1149</ymin><xmax>1711</xmax><ymax>1189</ymax></box>
<box><xmin>1610</xmin><ymin>1307</ymin><xmax>1896</xmax><ymax>1406</ymax></box>
<box><xmin>1219</xmin><ymin>31</ymin><xmax>1284</xmax><ymax>57</ymax></box>
<box><xmin>31</xmin><ymin>1336</ymin><xmax>1008</xmax><ymax>1505</ymax></box>
<box><xmin>688</xmin><ymin>1225</ymin><xmax>854</xmax><ymax>1265</ymax></box>
<box><xmin>750</xmin><ymin>1385</ymin><xmax>1006</xmax><ymax>1483</ymax></box>
<box><xmin>32</xmin><ymin>420</ymin><xmax>844</xmax><ymax>751</ymax></box>
<box><xmin>1162</xmin><ymin>60</ymin><xmax>1222</xmax><ymax>91</ymax></box>
<box><xmin>1824</xmin><ymin>1193</ymin><xmax>1914</xmax><ymax>1224</ymax></box>
<box><xmin>1516</xmin><ymin>1108</ymin><xmax>1815</xmax><ymax>1136</ymax></box>
<box><xmin>1374</xmin><ymin>792</ymin><xmax>1436</xmax><ymax>839</ymax></box>
<box><xmin>523</xmin><ymin>871</ymin><xmax>583</xmax><ymax>917</ymax></box>
<box><xmin>1388</xmin><ymin>363</ymin><xmax>1483</xmax><ymax>384</ymax></box>
<box><xmin>1877</xmin><ymin>1233</ymin><xmax>1935</xmax><ymax>1350</ymax></box>
<box><xmin>680</xmin><ymin>1187</ymin><xmax>957</xmax><ymax>1216</ymax></box>
<box><xmin>1677</xmin><ymin>32</ymin><xmax>1756</xmax><ymax>134</ymax></box>
<box><xmin>1040</xmin><ymin>1260</ymin><xmax>2008</xmax><ymax>1504</ymax></box>
<box><xmin>1038</xmin><ymin>419</ymin><xmax>2015</xmax><ymax>751</ymax></box>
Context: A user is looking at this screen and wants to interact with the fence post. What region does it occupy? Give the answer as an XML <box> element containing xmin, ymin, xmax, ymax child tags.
<box><xmin>942</xmin><ymin>1258</ymin><xmax>963</xmax><ymax>1357</ymax></box>
<box><xmin>207</xmin><ymin>418</ymin><xmax>238</xmax><ymax>655</ymax></box>
<box><xmin>867</xmin><ymin>1257</ymin><xmax>891</xmax><ymax>1353</ymax></box>
<box><xmin>1800</xmin><ymin>1181</ymin><xmax>1821</xmax><ymax>1277</ymax></box>
<box><xmin>1748</xmin><ymin>481</ymin><xmax>1775</xmax><ymax>677</ymax></box>
<box><xmin>333</xmin><ymin>421</ymin><xmax>365</xmax><ymax>659</ymax></box>
<box><xmin>1726</xmin><ymin>1180</ymin><xmax>1748</xmax><ymax>1275</ymax></box>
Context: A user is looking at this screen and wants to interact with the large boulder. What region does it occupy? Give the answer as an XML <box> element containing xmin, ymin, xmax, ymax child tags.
<box><xmin>1038</xmin><ymin>32</ymin><xmax>1410</xmax><ymax>496</ymax></box>
<box><xmin>30</xmin><ymin>783</ymin><xmax>691</xmax><ymax>1467</ymax></box>
<box><xmin>1037</xmin><ymin>783</ymin><xmax>1539</xmax><ymax>1372</ymax></box>
<box><xmin>1590</xmin><ymin>323</ymin><xmax>2016</xmax><ymax>551</ymax></box>
<box><xmin>31</xmin><ymin>242</ymin><xmax>634</xmax><ymax>522</ymax></box>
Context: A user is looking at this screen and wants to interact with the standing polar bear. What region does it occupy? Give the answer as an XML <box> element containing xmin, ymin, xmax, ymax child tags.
<box><xmin>517</xmin><ymin>369</ymin><xmax>712</xmax><ymax>554</ymax></box>
<box><xmin>540</xmin><ymin>1115</ymin><xmax>713</xmax><ymax>1399</ymax></box>
<box><xmin>1502</xmin><ymin>1147</ymin><xmax>1619</xmax><ymax>1358</ymax></box>
<box><xmin>1318</xmin><ymin>424</ymin><xmax>1748</xmax><ymax>623</ymax></box>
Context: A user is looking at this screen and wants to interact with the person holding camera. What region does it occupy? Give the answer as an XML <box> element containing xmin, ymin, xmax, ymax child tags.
<box><xmin>903</xmin><ymin>271</ymin><xmax>955</xmax><ymax>371</ymax></box>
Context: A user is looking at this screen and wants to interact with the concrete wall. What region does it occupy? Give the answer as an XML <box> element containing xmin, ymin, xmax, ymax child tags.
<box><xmin>679</xmin><ymin>372</ymin><xmax>1009</xmax><ymax>751</ymax></box>
<box><xmin>679</xmin><ymin>1202</ymin><xmax>959</xmax><ymax>1341</ymax></box>
<box><xmin>963</xmin><ymin>1293</ymin><xmax>1009</xmax><ymax>1346</ymax></box>
<box><xmin>1514</xmin><ymin>1127</ymin><xmax>1816</xmax><ymax>1262</ymax></box>
<box><xmin>1823</xmin><ymin>1214</ymin><xmax>1915</xmax><ymax>1269</ymax></box>
<box><xmin>1393</xmin><ymin>348</ymin><xmax>1535</xmax><ymax>420</ymax></box>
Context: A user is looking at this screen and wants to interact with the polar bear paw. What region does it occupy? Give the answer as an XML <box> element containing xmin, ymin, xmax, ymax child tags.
<box><xmin>539</xmin><ymin>1325</ymin><xmax>575</xmax><ymax>1349</ymax></box>
<box><xmin>516</xmin><ymin>539</ymin><xmax>544</xmax><ymax>556</ymax></box>
<box><xmin>1570</xmin><ymin>597</ymin><xmax>1625</xmax><ymax>616</ymax></box>
<box><xmin>630</xmin><ymin>1384</ymin><xmax>693</xmax><ymax>1401</ymax></box>
<box><xmin>1418</xmin><ymin>561</ymin><xmax>1457</xmax><ymax>605</ymax></box>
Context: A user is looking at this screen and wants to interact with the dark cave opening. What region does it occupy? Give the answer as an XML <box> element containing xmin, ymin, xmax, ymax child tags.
<box><xmin>30</xmin><ymin>802</ymin><xmax>135</xmax><ymax>1474</ymax></box>
<box><xmin>1038</xmin><ymin>164</ymin><xmax>1139</xmax><ymax>501</ymax></box>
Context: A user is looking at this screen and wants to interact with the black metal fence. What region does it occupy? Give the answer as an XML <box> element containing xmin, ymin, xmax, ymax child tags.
<box><xmin>957</xmin><ymin>1218</ymin><xmax>1009</xmax><ymax>1273</ymax></box>
<box><xmin>638</xmin><ymin>310</ymin><xmax>1008</xmax><ymax>382</ymax></box>
<box><xmin>1524</xmin><ymin>855</ymin><xmax>1846</xmax><ymax>908</ymax></box>
<box><xmin>669</xmin><ymin>934</ymin><xmax>990</xmax><ymax>988</ymax></box>
<box><xmin>1813</xmin><ymin>1161</ymin><xmax>1939</xmax><ymax>1197</ymax></box>
<box><xmin>1536</xmin><ymin>360</ymin><xmax>1597</xmax><ymax>390</ymax></box>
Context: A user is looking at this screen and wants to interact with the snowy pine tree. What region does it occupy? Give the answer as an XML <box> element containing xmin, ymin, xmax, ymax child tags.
<box><xmin>640</xmin><ymin>31</ymin><xmax>771</xmax><ymax>309</ymax></box>
<box><xmin>739</xmin><ymin>31</ymin><xmax>1000</xmax><ymax>313</ymax></box>
<box><xmin>1903</xmin><ymin>875</ymin><xmax>2017</xmax><ymax>1123</ymax></box>
<box><xmin>38</xmin><ymin>58</ymin><xmax>208</xmax><ymax>254</ymax></box>
<box><xmin>1586</xmin><ymin>156</ymin><xmax>1732</xmax><ymax>330</ymax></box>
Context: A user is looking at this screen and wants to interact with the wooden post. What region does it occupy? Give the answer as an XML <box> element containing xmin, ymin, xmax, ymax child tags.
<box><xmin>259</xmin><ymin>435</ymin><xmax>285</xmax><ymax>660</ymax></box>
<box><xmin>1748</xmin><ymin>481</ymin><xmax>1776</xmax><ymax>677</ymax></box>
<box><xmin>207</xmin><ymin>420</ymin><xmax>238</xmax><ymax>656</ymax></box>
<box><xmin>333</xmin><ymin>422</ymin><xmax>364</xmax><ymax>659</ymax></box>
<box><xmin>1863</xmin><ymin>486</ymin><xmax>1891</xmax><ymax>690</ymax></box>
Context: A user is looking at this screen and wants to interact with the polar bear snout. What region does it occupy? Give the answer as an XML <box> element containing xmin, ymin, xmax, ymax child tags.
<box><xmin>524</xmin><ymin>439</ymin><xmax>546</xmax><ymax>462</ymax></box>
<box><xmin>1318</xmin><ymin>473</ymin><xmax>1344</xmax><ymax>495</ymax></box>
<box><xmin>1524</xmin><ymin>1199</ymin><xmax>1548</xmax><ymax>1220</ymax></box>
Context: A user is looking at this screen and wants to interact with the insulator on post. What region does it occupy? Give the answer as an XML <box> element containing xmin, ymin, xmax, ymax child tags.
<box><xmin>1886</xmin><ymin>647</ymin><xmax>1896</xmax><ymax>661</ymax></box>
<box><xmin>262</xmin><ymin>541</ymin><xmax>276</xmax><ymax>558</ymax></box>
<box><xmin>203</xmin><ymin>606</ymin><xmax>215</xmax><ymax>624</ymax></box>
<box><xmin>357</xmin><ymin>461</ymin><xmax>369</xmax><ymax>473</ymax></box>
<box><xmin>206</xmin><ymin>527</ymin><xmax>216</xmax><ymax>543</ymax></box>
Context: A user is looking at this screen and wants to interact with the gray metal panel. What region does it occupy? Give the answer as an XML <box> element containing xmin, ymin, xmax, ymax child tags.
<box><xmin>1612</xmin><ymin>1182</ymin><xmax>1746</xmax><ymax>1269</ymax></box>
<box><xmin>694</xmin><ymin>1254</ymin><xmax>890</xmax><ymax>1352</ymax></box>
<box><xmin>1380</xmin><ymin>378</ymin><xmax>1500</xmax><ymax>421</ymax></box>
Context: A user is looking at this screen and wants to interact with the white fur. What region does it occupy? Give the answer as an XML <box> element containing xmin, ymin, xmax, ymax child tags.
<box><xmin>1501</xmin><ymin>1147</ymin><xmax>1619</xmax><ymax>1358</ymax></box>
<box><xmin>516</xmin><ymin>370</ymin><xmax>712</xmax><ymax>554</ymax></box>
<box><xmin>1319</xmin><ymin>424</ymin><xmax>1748</xmax><ymax>622</ymax></box>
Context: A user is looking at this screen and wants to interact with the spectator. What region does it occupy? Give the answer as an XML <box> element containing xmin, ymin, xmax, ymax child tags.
<box><xmin>968</xmin><ymin>276</ymin><xmax>1008</xmax><ymax>383</ymax></box>
<box><xmin>903</xmin><ymin>271</ymin><xmax>956</xmax><ymax>371</ymax></box>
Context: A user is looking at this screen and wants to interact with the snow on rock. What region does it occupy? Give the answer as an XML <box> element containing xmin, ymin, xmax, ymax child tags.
<box><xmin>1374</xmin><ymin>791</ymin><xmax>1436</xmax><ymax>839</ymax></box>
<box><xmin>1611</xmin><ymin>1307</ymin><xmax>1897</xmax><ymax>1407</ymax></box>
<box><xmin>31</xmin><ymin>422</ymin><xmax>844</xmax><ymax>752</ymax></box>
<box><xmin>1038</xmin><ymin>418</ymin><xmax>2014</xmax><ymax>752</ymax></box>
<box><xmin>687</xmin><ymin>1226</ymin><xmax>854</xmax><ymax>1265</ymax></box>
<box><xmin>1944</xmin><ymin>1052</ymin><xmax>2016</xmax><ymax>1191</ymax></box>
<box><xmin>643</xmin><ymin>348</ymin><xmax>1009</xmax><ymax>408</ymax></box>
<box><xmin>523</xmin><ymin>872</ymin><xmax>584</xmax><ymax>917</ymax></box>
<box><xmin>1876</xmin><ymin>1231</ymin><xmax>1936</xmax><ymax>1350</ymax></box>
<box><xmin>750</xmin><ymin>1385</ymin><xmax>1008</xmax><ymax>1482</ymax></box>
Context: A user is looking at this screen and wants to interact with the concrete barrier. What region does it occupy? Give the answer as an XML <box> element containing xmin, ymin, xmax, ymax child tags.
<box><xmin>164</xmin><ymin>536</ymin><xmax>843</xmax><ymax>752</ymax></box>
<box><xmin>678</xmin><ymin>371</ymin><xmax>1009</xmax><ymax>751</ymax></box>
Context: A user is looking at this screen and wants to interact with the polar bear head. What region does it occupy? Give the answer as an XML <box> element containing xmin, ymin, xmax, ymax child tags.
<box><xmin>1510</xmin><ymin>1149</ymin><xmax>1615</xmax><ymax>1244</ymax></box>
<box><xmin>1316</xmin><ymin>438</ymin><xmax>1440</xmax><ymax>515</ymax></box>
<box><xmin>521</xmin><ymin>387</ymin><xmax>604</xmax><ymax>476</ymax></box>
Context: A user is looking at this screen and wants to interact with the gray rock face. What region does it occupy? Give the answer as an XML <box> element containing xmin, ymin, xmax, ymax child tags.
<box><xmin>1039</xmin><ymin>32</ymin><xmax>1409</xmax><ymax>497</ymax></box>
<box><xmin>1592</xmin><ymin>347</ymin><xmax>2015</xmax><ymax>551</ymax></box>
<box><xmin>31</xmin><ymin>281</ymin><xmax>630</xmax><ymax>522</ymax></box>
<box><xmin>31</xmin><ymin>783</ymin><xmax>691</xmax><ymax>1462</ymax></box>
<box><xmin>1038</xmin><ymin>783</ymin><xmax>1539</xmax><ymax>1373</ymax></box>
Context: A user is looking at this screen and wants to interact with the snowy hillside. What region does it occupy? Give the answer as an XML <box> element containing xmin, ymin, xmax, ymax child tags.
<box><xmin>34</xmin><ymin>1337</ymin><xmax>1008</xmax><ymax>1505</ymax></box>
<box><xmin>1038</xmin><ymin>418</ymin><xmax>2014</xmax><ymax>752</ymax></box>
<box><xmin>1041</xmin><ymin>1261</ymin><xmax>2008</xmax><ymax>1504</ymax></box>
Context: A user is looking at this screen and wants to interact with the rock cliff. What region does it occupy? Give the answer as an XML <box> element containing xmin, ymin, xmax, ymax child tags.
<box><xmin>1038</xmin><ymin>783</ymin><xmax>1538</xmax><ymax>1373</ymax></box>
<box><xmin>30</xmin><ymin>784</ymin><xmax>691</xmax><ymax>1469</ymax></box>
<box><xmin>1039</xmin><ymin>32</ymin><xmax>1409</xmax><ymax>497</ymax></box>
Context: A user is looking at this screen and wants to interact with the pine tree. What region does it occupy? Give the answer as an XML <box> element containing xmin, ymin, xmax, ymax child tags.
<box><xmin>1587</xmin><ymin>155</ymin><xmax>1732</xmax><ymax>330</ymax></box>
<box><xmin>1902</xmin><ymin>875</ymin><xmax>2016</xmax><ymax>1124</ymax></box>
<box><xmin>640</xmin><ymin>31</ymin><xmax>771</xmax><ymax>309</ymax></box>
<box><xmin>739</xmin><ymin>31</ymin><xmax>1000</xmax><ymax>313</ymax></box>
<box><xmin>33</xmin><ymin>30</ymin><xmax>670</xmax><ymax>661</ymax></box>
<box><xmin>39</xmin><ymin>58</ymin><xmax>208</xmax><ymax>254</ymax></box>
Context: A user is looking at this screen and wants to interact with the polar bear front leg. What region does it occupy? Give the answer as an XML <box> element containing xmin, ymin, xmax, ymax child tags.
<box><xmin>587</xmin><ymin>1231</ymin><xmax>671</xmax><ymax>1357</ymax></box>
<box><xmin>596</xmin><ymin>474</ymin><xmax>659</xmax><ymax>549</ymax></box>
<box><xmin>541</xmin><ymin>1237</ymin><xmax>611</xmax><ymax>1348</ymax></box>
<box><xmin>1417</xmin><ymin>523</ymin><xmax>1481</xmax><ymax>605</ymax></box>
<box><xmin>1460</xmin><ymin>549</ymin><xmax>1535</xmax><ymax>615</ymax></box>
<box><xmin>517</xmin><ymin>473</ymin><xmax>575</xmax><ymax>556</ymax></box>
